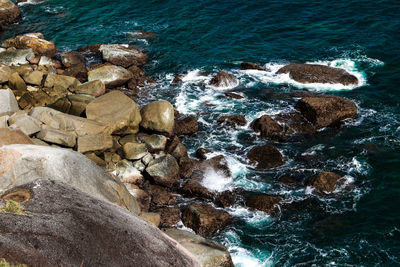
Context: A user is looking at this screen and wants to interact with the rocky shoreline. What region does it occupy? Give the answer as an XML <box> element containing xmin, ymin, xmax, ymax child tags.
<box><xmin>0</xmin><ymin>1</ymin><xmax>361</xmax><ymax>266</ymax></box>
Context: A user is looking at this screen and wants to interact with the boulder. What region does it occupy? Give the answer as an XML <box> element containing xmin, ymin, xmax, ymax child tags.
<box><xmin>140</xmin><ymin>100</ymin><xmax>175</xmax><ymax>135</ymax></box>
<box><xmin>164</xmin><ymin>229</ymin><xmax>234</xmax><ymax>267</ymax></box>
<box><xmin>114</xmin><ymin>160</ymin><xmax>144</xmax><ymax>185</ymax></box>
<box><xmin>146</xmin><ymin>155</ymin><xmax>180</xmax><ymax>187</ymax></box>
<box><xmin>215</xmin><ymin>190</ymin><xmax>237</xmax><ymax>208</ymax></box>
<box><xmin>181</xmin><ymin>179</ymin><xmax>215</xmax><ymax>200</ymax></box>
<box><xmin>148</xmin><ymin>184</ymin><xmax>176</xmax><ymax>206</ymax></box>
<box><xmin>22</xmin><ymin>70</ymin><xmax>44</xmax><ymax>86</ymax></box>
<box><xmin>0</xmin><ymin>180</ymin><xmax>199</xmax><ymax>266</ymax></box>
<box><xmin>217</xmin><ymin>115</ymin><xmax>247</xmax><ymax>126</ymax></box>
<box><xmin>127</xmin><ymin>65</ymin><xmax>154</xmax><ymax>90</ymax></box>
<box><xmin>86</xmin><ymin>91</ymin><xmax>141</xmax><ymax>133</ymax></box>
<box><xmin>0</xmin><ymin>88</ymin><xmax>19</xmax><ymax>116</ymax></box>
<box><xmin>174</xmin><ymin>115</ymin><xmax>199</xmax><ymax>136</ymax></box>
<box><xmin>274</xmin><ymin>112</ymin><xmax>316</xmax><ymax>135</ymax></box>
<box><xmin>123</xmin><ymin>142</ymin><xmax>148</xmax><ymax>160</ymax></box>
<box><xmin>248</xmin><ymin>145</ymin><xmax>285</xmax><ymax>169</ymax></box>
<box><xmin>182</xmin><ymin>204</ymin><xmax>233</xmax><ymax>237</ymax></box>
<box><xmin>241</xmin><ymin>62</ymin><xmax>265</xmax><ymax>71</ymax></box>
<box><xmin>8</xmin><ymin>72</ymin><xmax>27</xmax><ymax>92</ymax></box>
<box><xmin>276</xmin><ymin>64</ymin><xmax>358</xmax><ymax>86</ymax></box>
<box><xmin>63</xmin><ymin>63</ymin><xmax>88</xmax><ymax>83</ymax></box>
<box><xmin>44</xmin><ymin>73</ymin><xmax>81</xmax><ymax>89</ymax></box>
<box><xmin>88</xmin><ymin>65</ymin><xmax>133</xmax><ymax>88</ymax></box>
<box><xmin>209</xmin><ymin>71</ymin><xmax>238</xmax><ymax>88</ymax></box>
<box><xmin>8</xmin><ymin>113</ymin><xmax>42</xmax><ymax>136</ymax></box>
<box><xmin>36</xmin><ymin>125</ymin><xmax>77</xmax><ymax>147</ymax></box>
<box><xmin>2</xmin><ymin>33</ymin><xmax>58</xmax><ymax>57</ymax></box>
<box><xmin>71</xmin><ymin>80</ymin><xmax>106</xmax><ymax>97</ymax></box>
<box><xmin>60</xmin><ymin>51</ymin><xmax>85</xmax><ymax>68</ymax></box>
<box><xmin>66</xmin><ymin>94</ymin><xmax>95</xmax><ymax>116</ymax></box>
<box><xmin>141</xmin><ymin>134</ymin><xmax>168</xmax><ymax>152</ymax></box>
<box><xmin>0</xmin><ymin>48</ymin><xmax>35</xmax><ymax>66</ymax></box>
<box><xmin>295</xmin><ymin>95</ymin><xmax>357</xmax><ymax>129</ymax></box>
<box><xmin>140</xmin><ymin>212</ymin><xmax>161</xmax><ymax>227</ymax></box>
<box><xmin>77</xmin><ymin>134</ymin><xmax>113</xmax><ymax>153</ymax></box>
<box><xmin>0</xmin><ymin>64</ymin><xmax>15</xmax><ymax>83</ymax></box>
<box><xmin>166</xmin><ymin>135</ymin><xmax>188</xmax><ymax>161</ymax></box>
<box><xmin>250</xmin><ymin>115</ymin><xmax>284</xmax><ymax>140</ymax></box>
<box><xmin>128</xmin><ymin>187</ymin><xmax>150</xmax><ymax>212</ymax></box>
<box><xmin>195</xmin><ymin>147</ymin><xmax>212</xmax><ymax>160</ymax></box>
<box><xmin>153</xmin><ymin>206</ymin><xmax>181</xmax><ymax>228</ymax></box>
<box><xmin>100</xmin><ymin>44</ymin><xmax>148</xmax><ymax>68</ymax></box>
<box><xmin>129</xmin><ymin>30</ymin><xmax>158</xmax><ymax>40</ymax></box>
<box><xmin>0</xmin><ymin>115</ymin><xmax>8</xmax><ymax>128</ymax></box>
<box><xmin>0</xmin><ymin>128</ymin><xmax>33</xmax><ymax>146</ymax></box>
<box><xmin>246</xmin><ymin>195</ymin><xmax>282</xmax><ymax>214</ymax></box>
<box><xmin>77</xmin><ymin>43</ymin><xmax>102</xmax><ymax>53</ymax></box>
<box><xmin>306</xmin><ymin>171</ymin><xmax>345</xmax><ymax>194</ymax></box>
<box><xmin>0</xmin><ymin>144</ymin><xmax>140</xmax><ymax>214</ymax></box>
<box><xmin>0</xmin><ymin>0</ymin><xmax>20</xmax><ymax>27</ymax></box>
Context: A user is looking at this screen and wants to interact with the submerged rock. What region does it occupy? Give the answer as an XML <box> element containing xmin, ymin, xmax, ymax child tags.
<box><xmin>88</xmin><ymin>65</ymin><xmax>133</xmax><ymax>88</ymax></box>
<box><xmin>248</xmin><ymin>145</ymin><xmax>285</xmax><ymax>169</ymax></box>
<box><xmin>174</xmin><ymin>115</ymin><xmax>199</xmax><ymax>136</ymax></box>
<box><xmin>140</xmin><ymin>100</ymin><xmax>175</xmax><ymax>135</ymax></box>
<box><xmin>217</xmin><ymin>115</ymin><xmax>247</xmax><ymax>126</ymax></box>
<box><xmin>241</xmin><ymin>62</ymin><xmax>265</xmax><ymax>71</ymax></box>
<box><xmin>209</xmin><ymin>71</ymin><xmax>238</xmax><ymax>88</ymax></box>
<box><xmin>250</xmin><ymin>115</ymin><xmax>285</xmax><ymax>141</ymax></box>
<box><xmin>128</xmin><ymin>30</ymin><xmax>158</xmax><ymax>40</ymax></box>
<box><xmin>100</xmin><ymin>44</ymin><xmax>148</xmax><ymax>68</ymax></box>
<box><xmin>276</xmin><ymin>63</ymin><xmax>358</xmax><ymax>86</ymax></box>
<box><xmin>306</xmin><ymin>171</ymin><xmax>345</xmax><ymax>194</ymax></box>
<box><xmin>0</xmin><ymin>0</ymin><xmax>21</xmax><ymax>27</ymax></box>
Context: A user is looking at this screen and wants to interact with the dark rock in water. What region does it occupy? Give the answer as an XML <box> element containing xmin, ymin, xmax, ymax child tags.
<box><xmin>209</xmin><ymin>71</ymin><xmax>238</xmax><ymax>88</ymax></box>
<box><xmin>196</xmin><ymin>147</ymin><xmax>212</xmax><ymax>160</ymax></box>
<box><xmin>295</xmin><ymin>95</ymin><xmax>357</xmax><ymax>129</ymax></box>
<box><xmin>250</xmin><ymin>115</ymin><xmax>284</xmax><ymax>141</ymax></box>
<box><xmin>179</xmin><ymin>157</ymin><xmax>200</xmax><ymax>178</ymax></box>
<box><xmin>202</xmin><ymin>155</ymin><xmax>232</xmax><ymax>177</ymax></box>
<box><xmin>217</xmin><ymin>115</ymin><xmax>247</xmax><ymax>126</ymax></box>
<box><xmin>306</xmin><ymin>171</ymin><xmax>345</xmax><ymax>194</ymax></box>
<box><xmin>127</xmin><ymin>65</ymin><xmax>154</xmax><ymax>91</ymax></box>
<box><xmin>166</xmin><ymin>135</ymin><xmax>189</xmax><ymax>161</ymax></box>
<box><xmin>246</xmin><ymin>195</ymin><xmax>282</xmax><ymax>214</ymax></box>
<box><xmin>60</xmin><ymin>51</ymin><xmax>85</xmax><ymax>68</ymax></box>
<box><xmin>77</xmin><ymin>43</ymin><xmax>103</xmax><ymax>53</ymax></box>
<box><xmin>248</xmin><ymin>145</ymin><xmax>285</xmax><ymax>169</ymax></box>
<box><xmin>279</xmin><ymin>176</ymin><xmax>301</xmax><ymax>186</ymax></box>
<box><xmin>0</xmin><ymin>0</ymin><xmax>21</xmax><ymax>27</ymax></box>
<box><xmin>241</xmin><ymin>62</ymin><xmax>265</xmax><ymax>71</ymax></box>
<box><xmin>215</xmin><ymin>190</ymin><xmax>237</xmax><ymax>208</ymax></box>
<box><xmin>174</xmin><ymin>115</ymin><xmax>199</xmax><ymax>136</ymax></box>
<box><xmin>224</xmin><ymin>92</ymin><xmax>244</xmax><ymax>99</ymax></box>
<box><xmin>172</xmin><ymin>74</ymin><xmax>184</xmax><ymax>84</ymax></box>
<box><xmin>276</xmin><ymin>63</ymin><xmax>358</xmax><ymax>85</ymax></box>
<box><xmin>63</xmin><ymin>63</ymin><xmax>88</xmax><ymax>83</ymax></box>
<box><xmin>152</xmin><ymin>206</ymin><xmax>181</xmax><ymax>228</ymax></box>
<box><xmin>274</xmin><ymin>112</ymin><xmax>317</xmax><ymax>135</ymax></box>
<box><xmin>181</xmin><ymin>179</ymin><xmax>215</xmax><ymax>200</ymax></box>
<box><xmin>148</xmin><ymin>184</ymin><xmax>177</xmax><ymax>206</ymax></box>
<box><xmin>289</xmin><ymin>89</ymin><xmax>318</xmax><ymax>98</ymax></box>
<box><xmin>182</xmin><ymin>203</ymin><xmax>233</xmax><ymax>237</ymax></box>
<box><xmin>129</xmin><ymin>30</ymin><xmax>158</xmax><ymax>40</ymax></box>
<box><xmin>0</xmin><ymin>180</ymin><xmax>199</xmax><ymax>266</ymax></box>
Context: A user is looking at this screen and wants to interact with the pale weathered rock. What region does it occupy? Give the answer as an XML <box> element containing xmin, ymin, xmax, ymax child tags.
<box><xmin>2</xmin><ymin>33</ymin><xmax>58</xmax><ymax>57</ymax></box>
<box><xmin>140</xmin><ymin>100</ymin><xmax>175</xmax><ymax>135</ymax></box>
<box><xmin>86</xmin><ymin>91</ymin><xmax>141</xmax><ymax>133</ymax></box>
<box><xmin>114</xmin><ymin>160</ymin><xmax>144</xmax><ymax>185</ymax></box>
<box><xmin>36</xmin><ymin>125</ymin><xmax>77</xmax><ymax>147</ymax></box>
<box><xmin>0</xmin><ymin>144</ymin><xmax>141</xmax><ymax>214</ymax></box>
<box><xmin>88</xmin><ymin>65</ymin><xmax>133</xmax><ymax>88</ymax></box>
<box><xmin>8</xmin><ymin>72</ymin><xmax>26</xmax><ymax>93</ymax></box>
<box><xmin>0</xmin><ymin>128</ymin><xmax>33</xmax><ymax>146</ymax></box>
<box><xmin>164</xmin><ymin>228</ymin><xmax>234</xmax><ymax>267</ymax></box>
<box><xmin>0</xmin><ymin>48</ymin><xmax>35</xmax><ymax>66</ymax></box>
<box><xmin>71</xmin><ymin>80</ymin><xmax>106</xmax><ymax>97</ymax></box>
<box><xmin>0</xmin><ymin>115</ymin><xmax>8</xmax><ymax>128</ymax></box>
<box><xmin>8</xmin><ymin>113</ymin><xmax>42</xmax><ymax>136</ymax></box>
<box><xmin>0</xmin><ymin>89</ymin><xmax>19</xmax><ymax>116</ymax></box>
<box><xmin>140</xmin><ymin>212</ymin><xmax>161</xmax><ymax>227</ymax></box>
<box><xmin>77</xmin><ymin>134</ymin><xmax>113</xmax><ymax>153</ymax></box>
<box><xmin>146</xmin><ymin>155</ymin><xmax>180</xmax><ymax>187</ymax></box>
<box><xmin>123</xmin><ymin>142</ymin><xmax>148</xmax><ymax>160</ymax></box>
<box><xmin>0</xmin><ymin>0</ymin><xmax>21</xmax><ymax>26</ymax></box>
<box><xmin>44</xmin><ymin>73</ymin><xmax>81</xmax><ymax>89</ymax></box>
<box><xmin>22</xmin><ymin>70</ymin><xmax>44</xmax><ymax>86</ymax></box>
<box><xmin>0</xmin><ymin>64</ymin><xmax>15</xmax><ymax>83</ymax></box>
<box><xmin>142</xmin><ymin>134</ymin><xmax>167</xmax><ymax>152</ymax></box>
<box><xmin>100</xmin><ymin>44</ymin><xmax>148</xmax><ymax>68</ymax></box>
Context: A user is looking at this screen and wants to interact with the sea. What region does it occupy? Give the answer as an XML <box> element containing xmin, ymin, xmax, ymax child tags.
<box><xmin>2</xmin><ymin>0</ymin><xmax>400</xmax><ymax>266</ymax></box>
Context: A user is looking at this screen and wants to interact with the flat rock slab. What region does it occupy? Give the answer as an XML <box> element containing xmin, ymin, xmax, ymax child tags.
<box><xmin>77</xmin><ymin>134</ymin><xmax>113</xmax><ymax>153</ymax></box>
<box><xmin>0</xmin><ymin>128</ymin><xmax>33</xmax><ymax>146</ymax></box>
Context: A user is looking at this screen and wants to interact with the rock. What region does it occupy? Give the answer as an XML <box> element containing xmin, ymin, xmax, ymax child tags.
<box><xmin>72</xmin><ymin>80</ymin><xmax>106</xmax><ymax>97</ymax></box>
<box><xmin>77</xmin><ymin>43</ymin><xmax>102</xmax><ymax>53</ymax></box>
<box><xmin>0</xmin><ymin>63</ymin><xmax>15</xmax><ymax>83</ymax></box>
<box><xmin>0</xmin><ymin>0</ymin><xmax>20</xmax><ymax>26</ymax></box>
<box><xmin>36</xmin><ymin>125</ymin><xmax>77</xmax><ymax>147</ymax></box>
<box><xmin>164</xmin><ymin>228</ymin><xmax>234</xmax><ymax>267</ymax></box>
<box><xmin>0</xmin><ymin>115</ymin><xmax>8</xmax><ymax>128</ymax></box>
<box><xmin>274</xmin><ymin>112</ymin><xmax>316</xmax><ymax>135</ymax></box>
<box><xmin>2</xmin><ymin>33</ymin><xmax>58</xmax><ymax>57</ymax></box>
<box><xmin>129</xmin><ymin>188</ymin><xmax>150</xmax><ymax>212</ymax></box>
<box><xmin>295</xmin><ymin>95</ymin><xmax>358</xmax><ymax>129</ymax></box>
<box><xmin>60</xmin><ymin>51</ymin><xmax>85</xmax><ymax>68</ymax></box>
<box><xmin>0</xmin><ymin>179</ymin><xmax>199</xmax><ymax>266</ymax></box>
<box><xmin>182</xmin><ymin>204</ymin><xmax>233</xmax><ymax>237</ymax></box>
<box><xmin>84</xmin><ymin>152</ymin><xmax>106</xmax><ymax>167</ymax></box>
<box><xmin>30</xmin><ymin>107</ymin><xmax>109</xmax><ymax>136</ymax></box>
<box><xmin>209</xmin><ymin>71</ymin><xmax>238</xmax><ymax>88</ymax></box>
<box><xmin>44</xmin><ymin>73</ymin><xmax>81</xmax><ymax>89</ymax></box>
<box><xmin>174</xmin><ymin>115</ymin><xmax>199</xmax><ymax>135</ymax></box>
<box><xmin>276</xmin><ymin>64</ymin><xmax>358</xmax><ymax>86</ymax></box>
<box><xmin>0</xmin><ymin>128</ymin><xmax>33</xmax><ymax>146</ymax></box>
<box><xmin>166</xmin><ymin>135</ymin><xmax>188</xmax><ymax>161</ymax></box>
<box><xmin>0</xmin><ymin>144</ymin><xmax>141</xmax><ymax>214</ymax></box>
<box><xmin>100</xmin><ymin>44</ymin><xmax>148</xmax><ymax>68</ymax></box>
<box><xmin>129</xmin><ymin>30</ymin><xmax>158</xmax><ymax>40</ymax></box>
<box><xmin>248</xmin><ymin>145</ymin><xmax>285</xmax><ymax>169</ymax></box>
<box><xmin>140</xmin><ymin>212</ymin><xmax>161</xmax><ymax>227</ymax></box>
<box><xmin>246</xmin><ymin>195</ymin><xmax>282</xmax><ymax>214</ymax></box>
<box><xmin>8</xmin><ymin>72</ymin><xmax>27</xmax><ymax>93</ymax></box>
<box><xmin>148</xmin><ymin>184</ymin><xmax>176</xmax><ymax>206</ymax></box>
<box><xmin>225</xmin><ymin>92</ymin><xmax>243</xmax><ymax>100</ymax></box>
<box><xmin>153</xmin><ymin>206</ymin><xmax>181</xmax><ymax>228</ymax></box>
<box><xmin>123</xmin><ymin>142</ymin><xmax>148</xmax><ymax>160</ymax></box>
<box><xmin>0</xmin><ymin>88</ymin><xmax>19</xmax><ymax>116</ymax></box>
<box><xmin>241</xmin><ymin>62</ymin><xmax>265</xmax><ymax>71</ymax></box>
<box><xmin>181</xmin><ymin>180</ymin><xmax>215</xmax><ymax>200</ymax></box>
<box><xmin>22</xmin><ymin>70</ymin><xmax>44</xmax><ymax>86</ymax></box>
<box><xmin>172</xmin><ymin>74</ymin><xmax>184</xmax><ymax>84</ymax></box>
<box><xmin>8</xmin><ymin>113</ymin><xmax>42</xmax><ymax>136</ymax></box>
<box><xmin>77</xmin><ymin>134</ymin><xmax>113</xmax><ymax>153</ymax></box>
<box><xmin>142</xmin><ymin>134</ymin><xmax>168</xmax><ymax>152</ymax></box>
<box><xmin>127</xmin><ymin>65</ymin><xmax>154</xmax><ymax>90</ymax></box>
<box><xmin>140</xmin><ymin>100</ymin><xmax>175</xmax><ymax>135</ymax></box>
<box><xmin>215</xmin><ymin>190</ymin><xmax>236</xmax><ymax>208</ymax></box>
<box><xmin>88</xmin><ymin>65</ymin><xmax>133</xmax><ymax>88</ymax></box>
<box><xmin>119</xmin><ymin>134</ymin><xmax>139</xmax><ymax>145</ymax></box>
<box><xmin>195</xmin><ymin>147</ymin><xmax>212</xmax><ymax>160</ymax></box>
<box><xmin>67</xmin><ymin>94</ymin><xmax>95</xmax><ymax>116</ymax></box>
<box><xmin>63</xmin><ymin>63</ymin><xmax>88</xmax><ymax>83</ymax></box>
<box><xmin>0</xmin><ymin>48</ymin><xmax>35</xmax><ymax>66</ymax></box>
<box><xmin>217</xmin><ymin>115</ymin><xmax>247</xmax><ymax>126</ymax></box>
<box><xmin>306</xmin><ymin>171</ymin><xmax>344</xmax><ymax>194</ymax></box>
<box><xmin>115</xmin><ymin>160</ymin><xmax>144</xmax><ymax>185</ymax></box>
<box><xmin>146</xmin><ymin>155</ymin><xmax>180</xmax><ymax>187</ymax></box>
<box><xmin>250</xmin><ymin>115</ymin><xmax>284</xmax><ymax>140</ymax></box>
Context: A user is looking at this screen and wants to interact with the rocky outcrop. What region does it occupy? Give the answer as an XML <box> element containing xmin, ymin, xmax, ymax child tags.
<box><xmin>174</xmin><ymin>115</ymin><xmax>199</xmax><ymax>136</ymax></box>
<box><xmin>0</xmin><ymin>0</ymin><xmax>21</xmax><ymax>27</ymax></box>
<box><xmin>2</xmin><ymin>33</ymin><xmax>58</xmax><ymax>57</ymax></box>
<box><xmin>88</xmin><ymin>65</ymin><xmax>133</xmax><ymax>88</ymax></box>
<box><xmin>209</xmin><ymin>71</ymin><xmax>238</xmax><ymax>88</ymax></box>
<box><xmin>140</xmin><ymin>100</ymin><xmax>175</xmax><ymax>135</ymax></box>
<box><xmin>250</xmin><ymin>115</ymin><xmax>284</xmax><ymax>140</ymax></box>
<box><xmin>241</xmin><ymin>62</ymin><xmax>265</xmax><ymax>71</ymax></box>
<box><xmin>0</xmin><ymin>180</ymin><xmax>200</xmax><ymax>266</ymax></box>
<box><xmin>295</xmin><ymin>95</ymin><xmax>357</xmax><ymax>129</ymax></box>
<box><xmin>99</xmin><ymin>44</ymin><xmax>148</xmax><ymax>68</ymax></box>
<box><xmin>276</xmin><ymin>64</ymin><xmax>358</xmax><ymax>86</ymax></box>
<box><xmin>306</xmin><ymin>171</ymin><xmax>345</xmax><ymax>194</ymax></box>
<box><xmin>182</xmin><ymin>203</ymin><xmax>233</xmax><ymax>237</ymax></box>
<box><xmin>248</xmin><ymin>145</ymin><xmax>285</xmax><ymax>169</ymax></box>
<box><xmin>217</xmin><ymin>115</ymin><xmax>247</xmax><ymax>126</ymax></box>
<box><xmin>246</xmin><ymin>195</ymin><xmax>282</xmax><ymax>214</ymax></box>
<box><xmin>0</xmin><ymin>144</ymin><xmax>140</xmax><ymax>214</ymax></box>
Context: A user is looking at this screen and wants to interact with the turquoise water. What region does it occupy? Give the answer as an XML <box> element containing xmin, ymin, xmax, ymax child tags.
<box><xmin>3</xmin><ymin>0</ymin><xmax>400</xmax><ymax>265</ymax></box>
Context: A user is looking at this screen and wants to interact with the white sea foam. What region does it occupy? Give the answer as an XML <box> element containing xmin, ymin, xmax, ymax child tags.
<box><xmin>18</xmin><ymin>0</ymin><xmax>44</xmax><ymax>6</ymax></box>
<box><xmin>200</xmin><ymin>167</ymin><xmax>232</xmax><ymax>192</ymax></box>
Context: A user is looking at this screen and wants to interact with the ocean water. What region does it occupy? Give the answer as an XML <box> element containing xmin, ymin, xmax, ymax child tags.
<box><xmin>3</xmin><ymin>0</ymin><xmax>400</xmax><ymax>266</ymax></box>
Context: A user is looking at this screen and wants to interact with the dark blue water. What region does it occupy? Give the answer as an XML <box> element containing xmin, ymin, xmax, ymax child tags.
<box><xmin>4</xmin><ymin>0</ymin><xmax>400</xmax><ymax>265</ymax></box>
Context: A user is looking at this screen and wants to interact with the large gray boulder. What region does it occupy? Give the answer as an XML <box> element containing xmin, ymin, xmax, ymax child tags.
<box><xmin>0</xmin><ymin>144</ymin><xmax>140</xmax><ymax>214</ymax></box>
<box><xmin>100</xmin><ymin>44</ymin><xmax>148</xmax><ymax>68</ymax></box>
<box><xmin>88</xmin><ymin>65</ymin><xmax>133</xmax><ymax>88</ymax></box>
<box><xmin>0</xmin><ymin>48</ymin><xmax>35</xmax><ymax>66</ymax></box>
<box><xmin>0</xmin><ymin>89</ymin><xmax>19</xmax><ymax>116</ymax></box>
<box><xmin>0</xmin><ymin>179</ymin><xmax>200</xmax><ymax>266</ymax></box>
<box><xmin>140</xmin><ymin>100</ymin><xmax>175</xmax><ymax>135</ymax></box>
<box><xmin>0</xmin><ymin>0</ymin><xmax>21</xmax><ymax>27</ymax></box>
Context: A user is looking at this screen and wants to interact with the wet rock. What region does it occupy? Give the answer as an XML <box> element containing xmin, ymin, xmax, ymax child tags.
<box><xmin>123</xmin><ymin>142</ymin><xmax>148</xmax><ymax>160</ymax></box>
<box><xmin>140</xmin><ymin>100</ymin><xmax>175</xmax><ymax>135</ymax></box>
<box><xmin>279</xmin><ymin>176</ymin><xmax>300</xmax><ymax>186</ymax></box>
<box><xmin>164</xmin><ymin>228</ymin><xmax>234</xmax><ymax>267</ymax></box>
<box><xmin>36</xmin><ymin>125</ymin><xmax>77</xmax><ymax>147</ymax></box>
<box><xmin>224</xmin><ymin>92</ymin><xmax>244</xmax><ymax>99</ymax></box>
<box><xmin>274</xmin><ymin>112</ymin><xmax>316</xmax><ymax>135</ymax></box>
<box><xmin>217</xmin><ymin>115</ymin><xmax>247</xmax><ymax>126</ymax></box>
<box><xmin>172</xmin><ymin>74</ymin><xmax>184</xmax><ymax>84</ymax></box>
<box><xmin>195</xmin><ymin>147</ymin><xmax>212</xmax><ymax>160</ymax></box>
<box><xmin>246</xmin><ymin>195</ymin><xmax>282</xmax><ymax>214</ymax></box>
<box><xmin>181</xmin><ymin>179</ymin><xmax>215</xmax><ymax>200</ymax></box>
<box><xmin>248</xmin><ymin>145</ymin><xmax>285</xmax><ymax>169</ymax></box>
<box><xmin>63</xmin><ymin>63</ymin><xmax>88</xmax><ymax>83</ymax></box>
<box><xmin>60</xmin><ymin>51</ymin><xmax>85</xmax><ymax>68</ymax></box>
<box><xmin>127</xmin><ymin>65</ymin><xmax>154</xmax><ymax>90</ymax></box>
<box><xmin>306</xmin><ymin>171</ymin><xmax>345</xmax><ymax>194</ymax></box>
<box><xmin>182</xmin><ymin>203</ymin><xmax>233</xmax><ymax>237</ymax></box>
<box><xmin>166</xmin><ymin>135</ymin><xmax>188</xmax><ymax>161</ymax></box>
<box><xmin>250</xmin><ymin>115</ymin><xmax>284</xmax><ymax>140</ymax></box>
<box><xmin>77</xmin><ymin>134</ymin><xmax>113</xmax><ymax>153</ymax></box>
<box><xmin>174</xmin><ymin>115</ymin><xmax>199</xmax><ymax>136</ymax></box>
<box><xmin>241</xmin><ymin>62</ymin><xmax>265</xmax><ymax>71</ymax></box>
<box><xmin>209</xmin><ymin>71</ymin><xmax>238</xmax><ymax>88</ymax></box>
<box><xmin>146</xmin><ymin>155</ymin><xmax>180</xmax><ymax>187</ymax></box>
<box><xmin>0</xmin><ymin>0</ymin><xmax>21</xmax><ymax>27</ymax></box>
<box><xmin>88</xmin><ymin>65</ymin><xmax>133</xmax><ymax>88</ymax></box>
<box><xmin>77</xmin><ymin>43</ymin><xmax>103</xmax><ymax>53</ymax></box>
<box><xmin>2</xmin><ymin>33</ymin><xmax>58</xmax><ymax>57</ymax></box>
<box><xmin>0</xmin><ymin>128</ymin><xmax>33</xmax><ymax>146</ymax></box>
<box><xmin>100</xmin><ymin>44</ymin><xmax>148</xmax><ymax>68</ymax></box>
<box><xmin>71</xmin><ymin>80</ymin><xmax>106</xmax><ymax>97</ymax></box>
<box><xmin>215</xmin><ymin>190</ymin><xmax>236</xmax><ymax>208</ymax></box>
<box><xmin>276</xmin><ymin>63</ymin><xmax>358</xmax><ymax>86</ymax></box>
<box><xmin>0</xmin><ymin>179</ymin><xmax>198</xmax><ymax>266</ymax></box>
<box><xmin>129</xmin><ymin>30</ymin><xmax>158</xmax><ymax>40</ymax></box>
<box><xmin>86</xmin><ymin>91</ymin><xmax>141</xmax><ymax>133</ymax></box>
<box><xmin>0</xmin><ymin>48</ymin><xmax>35</xmax><ymax>66</ymax></box>
<box><xmin>153</xmin><ymin>206</ymin><xmax>181</xmax><ymax>228</ymax></box>
<box><xmin>148</xmin><ymin>184</ymin><xmax>177</xmax><ymax>206</ymax></box>
<box><xmin>0</xmin><ymin>88</ymin><xmax>19</xmax><ymax>116</ymax></box>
